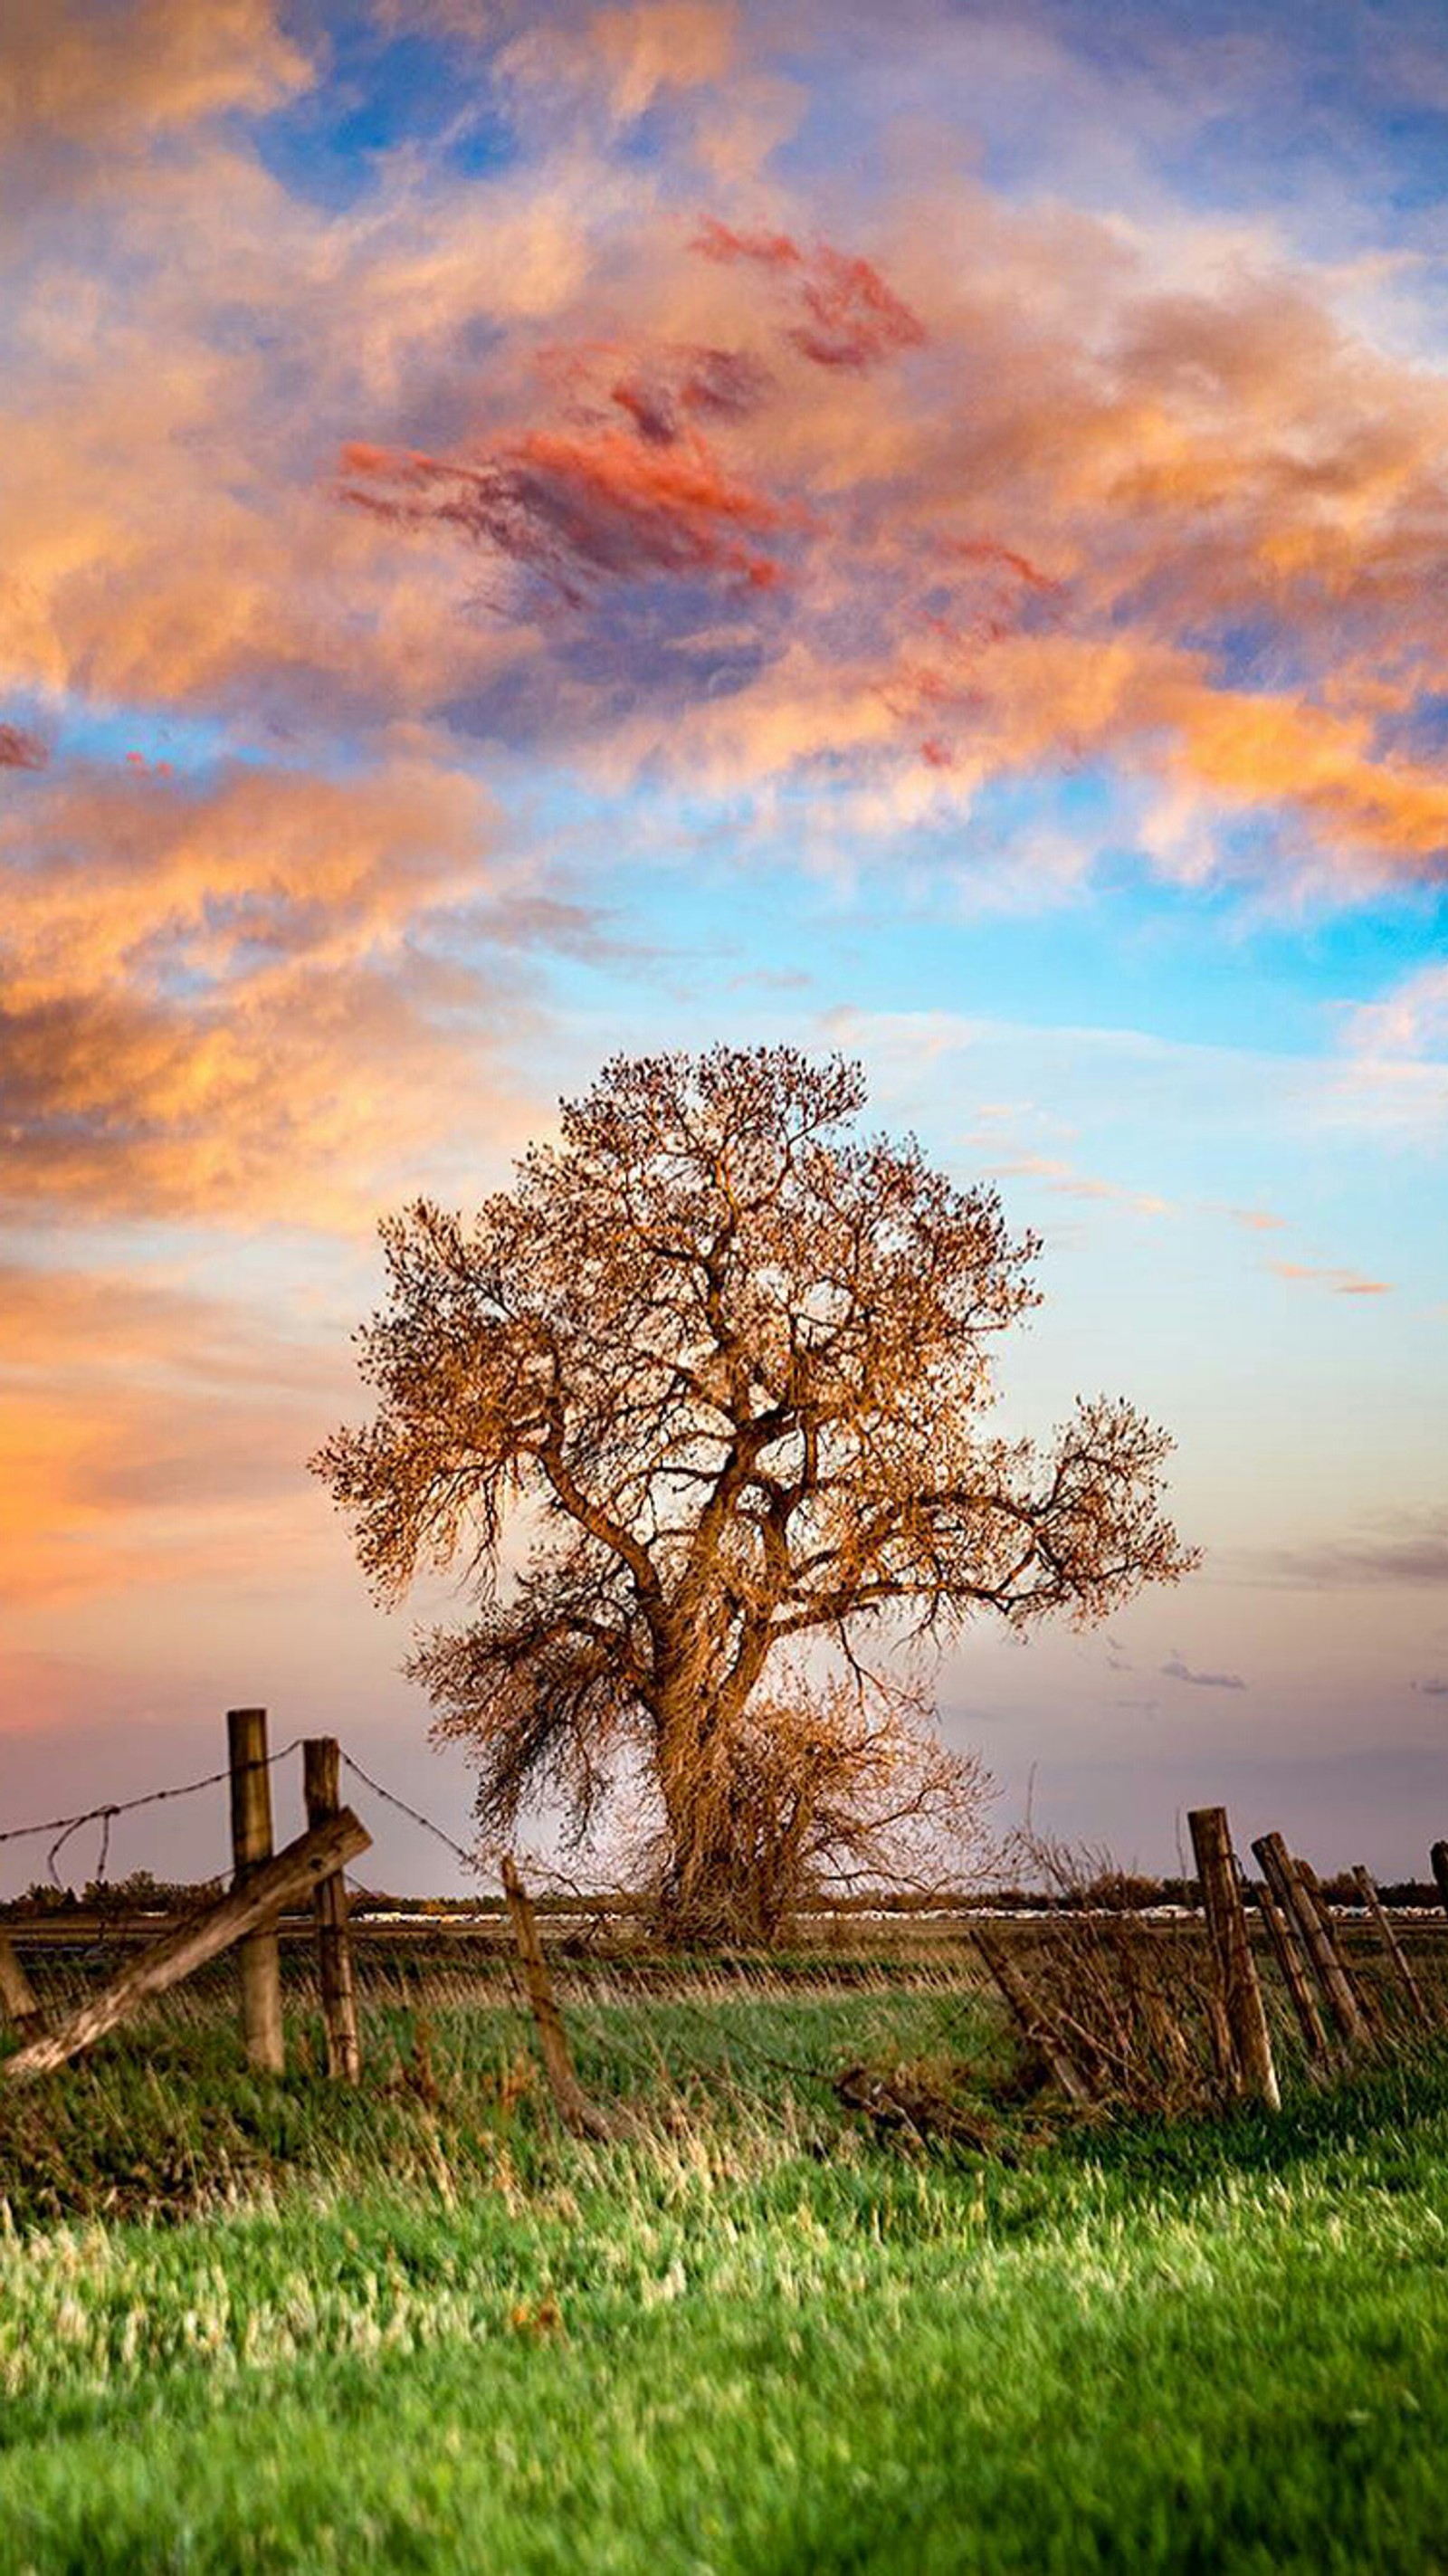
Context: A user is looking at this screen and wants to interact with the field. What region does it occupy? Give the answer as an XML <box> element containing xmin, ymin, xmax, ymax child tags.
<box><xmin>3</xmin><ymin>1943</ymin><xmax>1448</xmax><ymax>2572</ymax></box>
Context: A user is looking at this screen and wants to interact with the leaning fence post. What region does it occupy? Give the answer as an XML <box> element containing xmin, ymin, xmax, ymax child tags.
<box><xmin>303</xmin><ymin>1739</ymin><xmax>361</xmax><ymax>2082</ymax></box>
<box><xmin>228</xmin><ymin>1707</ymin><xmax>284</xmax><ymax>2074</ymax></box>
<box><xmin>1351</xmin><ymin>1865</ymin><xmax>1432</xmax><ymax>2032</ymax></box>
<box><xmin>1432</xmin><ymin>1842</ymin><xmax>1448</xmax><ymax>1917</ymax></box>
<box><xmin>500</xmin><ymin>1856</ymin><xmax>611</xmax><ymax>2139</ymax></box>
<box><xmin>971</xmin><ymin>1926</ymin><xmax>1095</xmax><ymax>2106</ymax></box>
<box><xmin>1255</xmin><ymin>1874</ymin><xmax>1330</xmax><ymax>2065</ymax></box>
<box><xmin>1252</xmin><ymin>1833</ymin><xmax>1368</xmax><ymax>2049</ymax></box>
<box><xmin>1187</xmin><ymin>1808</ymin><xmax>1280</xmax><ymax>2108</ymax></box>
<box><xmin>0</xmin><ymin>1933</ymin><xmax>43</xmax><ymax>2041</ymax></box>
<box><xmin>1298</xmin><ymin>1858</ymin><xmax>1377</xmax><ymax>2037</ymax></box>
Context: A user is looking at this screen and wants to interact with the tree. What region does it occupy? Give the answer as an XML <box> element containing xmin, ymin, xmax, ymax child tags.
<box><xmin>316</xmin><ymin>1046</ymin><xmax>1196</xmax><ymax>1941</ymax></box>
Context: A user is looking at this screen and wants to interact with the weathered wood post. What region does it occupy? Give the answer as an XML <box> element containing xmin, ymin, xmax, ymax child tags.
<box><xmin>228</xmin><ymin>1707</ymin><xmax>284</xmax><ymax>2074</ymax></box>
<box><xmin>1352</xmin><ymin>1865</ymin><xmax>1432</xmax><ymax>2031</ymax></box>
<box><xmin>1252</xmin><ymin>1833</ymin><xmax>1368</xmax><ymax>2049</ymax></box>
<box><xmin>303</xmin><ymin>1738</ymin><xmax>361</xmax><ymax>2083</ymax></box>
<box><xmin>1298</xmin><ymin>1859</ymin><xmax>1377</xmax><ymax>2037</ymax></box>
<box><xmin>500</xmin><ymin>1856</ymin><xmax>612</xmax><ymax>2139</ymax></box>
<box><xmin>972</xmin><ymin>1927</ymin><xmax>1094</xmax><ymax>2106</ymax></box>
<box><xmin>0</xmin><ymin>1933</ymin><xmax>43</xmax><ymax>2040</ymax></box>
<box><xmin>1255</xmin><ymin>1874</ymin><xmax>1330</xmax><ymax>2064</ymax></box>
<box><xmin>1187</xmin><ymin>1808</ymin><xmax>1280</xmax><ymax>2108</ymax></box>
<box><xmin>1432</xmin><ymin>1841</ymin><xmax>1448</xmax><ymax>1916</ymax></box>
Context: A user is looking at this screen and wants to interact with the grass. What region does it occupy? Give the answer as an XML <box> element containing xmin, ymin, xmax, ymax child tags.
<box><xmin>2</xmin><ymin>1953</ymin><xmax>1447</xmax><ymax>2571</ymax></box>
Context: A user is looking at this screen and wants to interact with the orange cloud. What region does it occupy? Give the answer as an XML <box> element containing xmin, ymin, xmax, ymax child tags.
<box><xmin>497</xmin><ymin>0</ymin><xmax>738</xmax><ymax>127</ymax></box>
<box><xmin>0</xmin><ymin>1252</ymin><xmax>357</xmax><ymax>1604</ymax></box>
<box><xmin>4</xmin><ymin>27</ymin><xmax>1447</xmax><ymax>914</ymax></box>
<box><xmin>587</xmin><ymin>1</ymin><xmax>738</xmax><ymax>119</ymax></box>
<box><xmin>0</xmin><ymin>755</ymin><xmax>560</xmax><ymax>1225</ymax></box>
<box><xmin>0</xmin><ymin>0</ymin><xmax>310</xmax><ymax>154</ymax></box>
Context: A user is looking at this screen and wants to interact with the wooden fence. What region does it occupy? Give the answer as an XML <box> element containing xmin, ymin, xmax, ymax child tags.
<box><xmin>2</xmin><ymin>1724</ymin><xmax>1447</xmax><ymax>2131</ymax></box>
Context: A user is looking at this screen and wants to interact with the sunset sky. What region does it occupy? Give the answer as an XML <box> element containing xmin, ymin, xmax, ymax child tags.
<box><xmin>2</xmin><ymin>0</ymin><xmax>1445</xmax><ymax>1894</ymax></box>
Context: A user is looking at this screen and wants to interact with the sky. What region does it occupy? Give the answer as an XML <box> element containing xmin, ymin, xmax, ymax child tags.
<box><xmin>1</xmin><ymin>0</ymin><xmax>1445</xmax><ymax>1894</ymax></box>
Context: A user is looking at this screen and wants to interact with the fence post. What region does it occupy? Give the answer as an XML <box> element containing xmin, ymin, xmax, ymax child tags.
<box><xmin>500</xmin><ymin>1856</ymin><xmax>612</xmax><ymax>2139</ymax></box>
<box><xmin>1298</xmin><ymin>1859</ymin><xmax>1377</xmax><ymax>2037</ymax></box>
<box><xmin>303</xmin><ymin>1739</ymin><xmax>361</xmax><ymax>2083</ymax></box>
<box><xmin>971</xmin><ymin>1926</ymin><xmax>1095</xmax><ymax>2106</ymax></box>
<box><xmin>1252</xmin><ymin>1833</ymin><xmax>1368</xmax><ymax>2049</ymax></box>
<box><xmin>1432</xmin><ymin>1842</ymin><xmax>1448</xmax><ymax>1916</ymax></box>
<box><xmin>228</xmin><ymin>1707</ymin><xmax>284</xmax><ymax>2074</ymax></box>
<box><xmin>1255</xmin><ymin>1874</ymin><xmax>1330</xmax><ymax>2065</ymax></box>
<box><xmin>1187</xmin><ymin>1808</ymin><xmax>1280</xmax><ymax>2108</ymax></box>
<box><xmin>0</xmin><ymin>1933</ymin><xmax>42</xmax><ymax>2040</ymax></box>
<box><xmin>1351</xmin><ymin>1865</ymin><xmax>1432</xmax><ymax>2031</ymax></box>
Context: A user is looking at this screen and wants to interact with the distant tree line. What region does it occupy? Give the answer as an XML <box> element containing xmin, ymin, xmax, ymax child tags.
<box><xmin>2</xmin><ymin>1867</ymin><xmax>1442</xmax><ymax>1920</ymax></box>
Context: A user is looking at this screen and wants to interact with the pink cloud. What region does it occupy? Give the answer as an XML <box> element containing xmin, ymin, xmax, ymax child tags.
<box><xmin>692</xmin><ymin>215</ymin><xmax>927</xmax><ymax>371</ymax></box>
<box><xmin>339</xmin><ymin>343</ymin><xmax>801</xmax><ymax>605</ymax></box>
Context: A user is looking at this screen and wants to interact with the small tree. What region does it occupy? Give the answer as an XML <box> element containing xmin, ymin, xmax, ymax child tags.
<box><xmin>618</xmin><ymin>1666</ymin><xmax>994</xmax><ymax>1942</ymax></box>
<box><xmin>316</xmin><ymin>1046</ymin><xmax>1196</xmax><ymax>1942</ymax></box>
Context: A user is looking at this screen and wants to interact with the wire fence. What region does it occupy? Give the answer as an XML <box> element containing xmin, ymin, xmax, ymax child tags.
<box><xmin>3</xmin><ymin>1733</ymin><xmax>1447</xmax><ymax>2135</ymax></box>
<box><xmin>0</xmin><ymin>1741</ymin><xmax>307</xmax><ymax>1892</ymax></box>
<box><xmin>0</xmin><ymin>1740</ymin><xmax>477</xmax><ymax>1903</ymax></box>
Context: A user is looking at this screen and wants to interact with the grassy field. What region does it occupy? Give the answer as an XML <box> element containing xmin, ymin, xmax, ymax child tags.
<box><xmin>3</xmin><ymin>1953</ymin><xmax>1448</xmax><ymax>2572</ymax></box>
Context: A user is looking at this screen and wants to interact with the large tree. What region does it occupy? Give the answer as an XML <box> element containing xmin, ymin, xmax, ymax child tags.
<box><xmin>316</xmin><ymin>1047</ymin><xmax>1196</xmax><ymax>1939</ymax></box>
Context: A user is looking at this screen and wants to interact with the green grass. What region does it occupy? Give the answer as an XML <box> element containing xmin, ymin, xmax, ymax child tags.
<box><xmin>3</xmin><ymin>1964</ymin><xmax>1447</xmax><ymax>2571</ymax></box>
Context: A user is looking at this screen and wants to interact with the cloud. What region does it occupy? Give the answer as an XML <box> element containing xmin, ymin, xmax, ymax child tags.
<box><xmin>339</xmin><ymin>409</ymin><xmax>795</xmax><ymax>607</ymax></box>
<box><xmin>0</xmin><ymin>0</ymin><xmax>310</xmax><ymax>161</ymax></box>
<box><xmin>329</xmin><ymin>167</ymin><xmax>1448</xmax><ymax>889</ymax></box>
<box><xmin>498</xmin><ymin>2</ymin><xmax>738</xmax><ymax>128</ymax></box>
<box><xmin>1243</xmin><ymin>1511</ymin><xmax>1448</xmax><ymax>1590</ymax></box>
<box><xmin>1345</xmin><ymin>964</ymin><xmax>1448</xmax><ymax>1062</ymax></box>
<box><xmin>987</xmin><ymin>1150</ymin><xmax>1170</xmax><ymax>1217</ymax></box>
<box><xmin>1269</xmin><ymin>1260</ymin><xmax>1392</xmax><ymax>1296</ymax></box>
<box><xmin>1414</xmin><ymin>1676</ymin><xmax>1448</xmax><ymax>1697</ymax></box>
<box><xmin>0</xmin><ymin>1256</ymin><xmax>355</xmax><ymax>1603</ymax></box>
<box><xmin>691</xmin><ymin>217</ymin><xmax>927</xmax><ymax>371</ymax></box>
<box><xmin>1161</xmin><ymin>1653</ymin><xmax>1247</xmax><ymax>1690</ymax></box>
<box><xmin>0</xmin><ymin>752</ymin><xmax>568</xmax><ymax>1224</ymax></box>
<box><xmin>2</xmin><ymin>3</ymin><xmax>1444</xmax><ymax>911</ymax></box>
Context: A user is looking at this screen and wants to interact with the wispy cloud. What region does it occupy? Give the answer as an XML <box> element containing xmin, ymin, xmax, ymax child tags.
<box><xmin>1161</xmin><ymin>1652</ymin><xmax>1247</xmax><ymax>1691</ymax></box>
<box><xmin>1242</xmin><ymin>1511</ymin><xmax>1448</xmax><ymax>1590</ymax></box>
<box><xmin>1269</xmin><ymin>1260</ymin><xmax>1393</xmax><ymax>1296</ymax></box>
<box><xmin>987</xmin><ymin>1150</ymin><xmax>1171</xmax><ymax>1216</ymax></box>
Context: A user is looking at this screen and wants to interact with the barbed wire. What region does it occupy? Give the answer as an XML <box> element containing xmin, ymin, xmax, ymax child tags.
<box><xmin>1</xmin><ymin>1739</ymin><xmax>481</xmax><ymax>1906</ymax></box>
<box><xmin>339</xmin><ymin>1751</ymin><xmax>484</xmax><ymax>1877</ymax></box>
<box><xmin>0</xmin><ymin>1741</ymin><xmax>305</xmax><ymax>1890</ymax></box>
